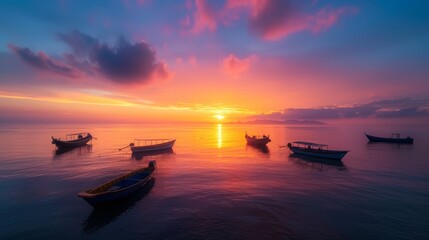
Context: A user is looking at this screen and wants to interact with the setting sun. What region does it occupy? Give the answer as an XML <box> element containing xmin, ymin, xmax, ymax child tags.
<box><xmin>215</xmin><ymin>114</ymin><xmax>225</xmax><ymax>121</ymax></box>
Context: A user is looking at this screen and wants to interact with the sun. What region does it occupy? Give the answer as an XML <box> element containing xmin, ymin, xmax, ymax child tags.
<box><xmin>214</xmin><ymin>114</ymin><xmax>225</xmax><ymax>121</ymax></box>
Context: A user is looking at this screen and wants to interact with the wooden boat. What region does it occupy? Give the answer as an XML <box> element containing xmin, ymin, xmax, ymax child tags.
<box><xmin>286</xmin><ymin>141</ymin><xmax>348</xmax><ymax>160</ymax></box>
<box><xmin>245</xmin><ymin>132</ymin><xmax>271</xmax><ymax>146</ymax></box>
<box><xmin>83</xmin><ymin>178</ymin><xmax>156</xmax><ymax>233</ymax></box>
<box><xmin>51</xmin><ymin>132</ymin><xmax>92</xmax><ymax>149</ymax></box>
<box><xmin>130</xmin><ymin>139</ymin><xmax>175</xmax><ymax>153</ymax></box>
<box><xmin>78</xmin><ymin>161</ymin><xmax>156</xmax><ymax>207</ymax></box>
<box><xmin>365</xmin><ymin>133</ymin><xmax>413</xmax><ymax>144</ymax></box>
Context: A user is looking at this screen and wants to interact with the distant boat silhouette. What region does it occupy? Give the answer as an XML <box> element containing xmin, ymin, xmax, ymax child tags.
<box><xmin>365</xmin><ymin>133</ymin><xmax>413</xmax><ymax>144</ymax></box>
<box><xmin>286</xmin><ymin>141</ymin><xmax>348</xmax><ymax>160</ymax></box>
<box><xmin>245</xmin><ymin>132</ymin><xmax>271</xmax><ymax>146</ymax></box>
<box><xmin>51</xmin><ymin>132</ymin><xmax>92</xmax><ymax>149</ymax></box>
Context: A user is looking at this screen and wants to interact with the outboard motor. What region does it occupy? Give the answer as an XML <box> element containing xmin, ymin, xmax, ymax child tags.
<box><xmin>149</xmin><ymin>160</ymin><xmax>157</xmax><ymax>168</ymax></box>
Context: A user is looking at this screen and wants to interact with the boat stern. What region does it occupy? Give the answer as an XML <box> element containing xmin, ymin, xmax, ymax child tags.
<box><xmin>149</xmin><ymin>160</ymin><xmax>157</xmax><ymax>168</ymax></box>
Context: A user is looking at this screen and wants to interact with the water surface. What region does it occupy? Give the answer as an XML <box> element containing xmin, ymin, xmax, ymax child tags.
<box><xmin>1</xmin><ymin>123</ymin><xmax>428</xmax><ymax>239</ymax></box>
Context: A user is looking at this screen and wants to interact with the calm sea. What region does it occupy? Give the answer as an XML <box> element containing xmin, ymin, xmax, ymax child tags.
<box><xmin>0</xmin><ymin>123</ymin><xmax>428</xmax><ymax>240</ymax></box>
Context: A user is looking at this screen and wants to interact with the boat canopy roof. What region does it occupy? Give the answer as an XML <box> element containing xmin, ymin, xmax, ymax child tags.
<box><xmin>292</xmin><ymin>141</ymin><xmax>328</xmax><ymax>147</ymax></box>
<box><xmin>134</xmin><ymin>138</ymin><xmax>172</xmax><ymax>141</ymax></box>
<box><xmin>66</xmin><ymin>132</ymin><xmax>90</xmax><ymax>136</ymax></box>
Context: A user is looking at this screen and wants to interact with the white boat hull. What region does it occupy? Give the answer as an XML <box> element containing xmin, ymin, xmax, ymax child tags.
<box><xmin>289</xmin><ymin>146</ymin><xmax>348</xmax><ymax>160</ymax></box>
<box><xmin>131</xmin><ymin>139</ymin><xmax>175</xmax><ymax>153</ymax></box>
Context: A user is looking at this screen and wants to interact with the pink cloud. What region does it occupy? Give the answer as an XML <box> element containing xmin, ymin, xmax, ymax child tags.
<box><xmin>190</xmin><ymin>0</ymin><xmax>218</xmax><ymax>33</ymax></box>
<box><xmin>307</xmin><ymin>7</ymin><xmax>358</xmax><ymax>33</ymax></box>
<box><xmin>188</xmin><ymin>55</ymin><xmax>198</xmax><ymax>66</ymax></box>
<box><xmin>225</xmin><ymin>0</ymin><xmax>256</xmax><ymax>9</ymax></box>
<box><xmin>175</xmin><ymin>55</ymin><xmax>198</xmax><ymax>66</ymax></box>
<box><xmin>222</xmin><ymin>54</ymin><xmax>257</xmax><ymax>77</ymax></box>
<box><xmin>248</xmin><ymin>1</ymin><xmax>358</xmax><ymax>40</ymax></box>
<box><xmin>185</xmin><ymin>0</ymin><xmax>357</xmax><ymax>40</ymax></box>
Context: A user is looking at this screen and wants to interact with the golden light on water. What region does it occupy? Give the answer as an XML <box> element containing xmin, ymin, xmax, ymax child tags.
<box><xmin>217</xmin><ymin>123</ymin><xmax>222</xmax><ymax>148</ymax></box>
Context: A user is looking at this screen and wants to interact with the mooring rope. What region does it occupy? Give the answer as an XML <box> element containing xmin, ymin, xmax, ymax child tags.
<box><xmin>118</xmin><ymin>143</ymin><xmax>132</xmax><ymax>151</ymax></box>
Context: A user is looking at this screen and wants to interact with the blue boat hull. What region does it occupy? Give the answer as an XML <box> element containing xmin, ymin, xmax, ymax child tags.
<box><xmin>82</xmin><ymin>178</ymin><xmax>152</xmax><ymax>207</ymax></box>
<box><xmin>79</xmin><ymin>162</ymin><xmax>156</xmax><ymax>207</ymax></box>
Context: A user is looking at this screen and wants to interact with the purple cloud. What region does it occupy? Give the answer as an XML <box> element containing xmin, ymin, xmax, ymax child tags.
<box><xmin>182</xmin><ymin>1</ymin><xmax>357</xmax><ymax>40</ymax></box>
<box><xmin>8</xmin><ymin>45</ymin><xmax>80</xmax><ymax>78</ymax></box>
<box><xmin>9</xmin><ymin>31</ymin><xmax>171</xmax><ymax>84</ymax></box>
<box><xmin>248</xmin><ymin>1</ymin><xmax>357</xmax><ymax>40</ymax></box>
<box><xmin>93</xmin><ymin>38</ymin><xmax>168</xmax><ymax>83</ymax></box>
<box><xmin>57</xmin><ymin>30</ymin><xmax>99</xmax><ymax>57</ymax></box>
<box><xmin>248</xmin><ymin>98</ymin><xmax>429</xmax><ymax>120</ymax></box>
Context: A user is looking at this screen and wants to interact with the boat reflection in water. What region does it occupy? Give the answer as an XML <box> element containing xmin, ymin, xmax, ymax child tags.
<box><xmin>246</xmin><ymin>143</ymin><xmax>270</xmax><ymax>154</ymax></box>
<box><xmin>53</xmin><ymin>144</ymin><xmax>92</xmax><ymax>157</ymax></box>
<box><xmin>288</xmin><ymin>153</ymin><xmax>346</xmax><ymax>171</ymax></box>
<box><xmin>131</xmin><ymin>148</ymin><xmax>174</xmax><ymax>160</ymax></box>
<box><xmin>83</xmin><ymin>178</ymin><xmax>156</xmax><ymax>233</ymax></box>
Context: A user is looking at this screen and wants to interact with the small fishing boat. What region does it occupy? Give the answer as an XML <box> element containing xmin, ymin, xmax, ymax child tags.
<box><xmin>245</xmin><ymin>132</ymin><xmax>271</xmax><ymax>146</ymax></box>
<box><xmin>78</xmin><ymin>161</ymin><xmax>157</xmax><ymax>207</ymax></box>
<box><xmin>129</xmin><ymin>139</ymin><xmax>176</xmax><ymax>153</ymax></box>
<box><xmin>286</xmin><ymin>142</ymin><xmax>348</xmax><ymax>160</ymax></box>
<box><xmin>365</xmin><ymin>133</ymin><xmax>413</xmax><ymax>144</ymax></box>
<box><xmin>51</xmin><ymin>132</ymin><xmax>92</xmax><ymax>149</ymax></box>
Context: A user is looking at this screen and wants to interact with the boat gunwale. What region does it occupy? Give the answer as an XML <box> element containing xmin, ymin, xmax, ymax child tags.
<box><xmin>132</xmin><ymin>139</ymin><xmax>176</xmax><ymax>147</ymax></box>
<box><xmin>78</xmin><ymin>166</ymin><xmax>155</xmax><ymax>198</ymax></box>
<box><xmin>289</xmin><ymin>145</ymin><xmax>349</xmax><ymax>154</ymax></box>
<box><xmin>291</xmin><ymin>141</ymin><xmax>328</xmax><ymax>148</ymax></box>
<box><xmin>53</xmin><ymin>135</ymin><xmax>92</xmax><ymax>143</ymax></box>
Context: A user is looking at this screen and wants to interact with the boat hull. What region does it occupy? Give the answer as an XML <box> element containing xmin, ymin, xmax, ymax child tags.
<box><xmin>131</xmin><ymin>139</ymin><xmax>175</xmax><ymax>153</ymax></box>
<box><xmin>245</xmin><ymin>135</ymin><xmax>271</xmax><ymax>146</ymax></box>
<box><xmin>78</xmin><ymin>163</ymin><xmax>156</xmax><ymax>207</ymax></box>
<box><xmin>288</xmin><ymin>146</ymin><xmax>348</xmax><ymax>160</ymax></box>
<box><xmin>365</xmin><ymin>134</ymin><xmax>413</xmax><ymax>144</ymax></box>
<box><xmin>79</xmin><ymin>177</ymin><xmax>152</xmax><ymax>207</ymax></box>
<box><xmin>52</xmin><ymin>135</ymin><xmax>92</xmax><ymax>149</ymax></box>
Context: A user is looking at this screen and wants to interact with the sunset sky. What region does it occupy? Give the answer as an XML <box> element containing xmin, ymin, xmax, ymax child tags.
<box><xmin>1</xmin><ymin>0</ymin><xmax>428</xmax><ymax>124</ymax></box>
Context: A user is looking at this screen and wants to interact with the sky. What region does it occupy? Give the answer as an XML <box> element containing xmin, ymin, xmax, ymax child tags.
<box><xmin>0</xmin><ymin>0</ymin><xmax>428</xmax><ymax>124</ymax></box>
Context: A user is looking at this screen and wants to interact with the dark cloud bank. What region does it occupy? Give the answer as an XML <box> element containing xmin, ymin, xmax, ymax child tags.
<box><xmin>248</xmin><ymin>98</ymin><xmax>429</xmax><ymax>122</ymax></box>
<box><xmin>9</xmin><ymin>30</ymin><xmax>170</xmax><ymax>84</ymax></box>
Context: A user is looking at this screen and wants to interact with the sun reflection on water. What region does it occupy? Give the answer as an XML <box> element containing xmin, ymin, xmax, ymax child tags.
<box><xmin>217</xmin><ymin>123</ymin><xmax>222</xmax><ymax>148</ymax></box>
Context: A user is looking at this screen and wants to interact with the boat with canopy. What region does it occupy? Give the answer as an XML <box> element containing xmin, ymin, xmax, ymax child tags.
<box><xmin>286</xmin><ymin>141</ymin><xmax>349</xmax><ymax>160</ymax></box>
<box><xmin>129</xmin><ymin>139</ymin><xmax>176</xmax><ymax>153</ymax></box>
<box><xmin>245</xmin><ymin>132</ymin><xmax>271</xmax><ymax>146</ymax></box>
<box><xmin>51</xmin><ymin>132</ymin><xmax>92</xmax><ymax>149</ymax></box>
<box><xmin>365</xmin><ymin>133</ymin><xmax>413</xmax><ymax>144</ymax></box>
